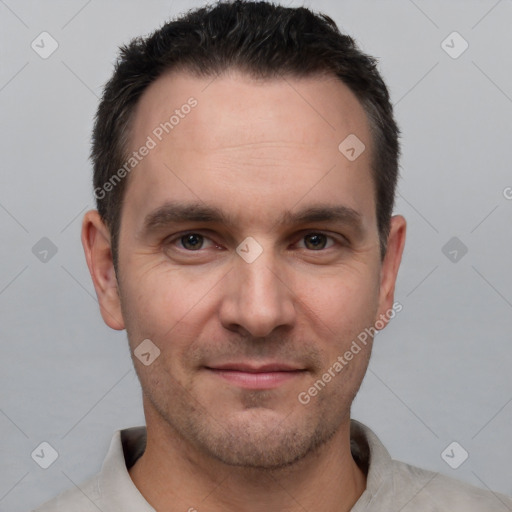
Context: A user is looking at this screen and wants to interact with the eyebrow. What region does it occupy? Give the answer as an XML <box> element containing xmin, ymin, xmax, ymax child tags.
<box><xmin>141</xmin><ymin>201</ymin><xmax>364</xmax><ymax>236</ymax></box>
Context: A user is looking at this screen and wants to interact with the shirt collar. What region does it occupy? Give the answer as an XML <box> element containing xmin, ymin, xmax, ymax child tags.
<box><xmin>349</xmin><ymin>419</ymin><xmax>394</xmax><ymax>510</ymax></box>
<box><xmin>98</xmin><ymin>426</ymin><xmax>155</xmax><ymax>511</ymax></box>
<box><xmin>97</xmin><ymin>420</ymin><xmax>392</xmax><ymax>510</ymax></box>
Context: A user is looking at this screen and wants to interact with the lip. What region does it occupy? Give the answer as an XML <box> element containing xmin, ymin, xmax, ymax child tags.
<box><xmin>205</xmin><ymin>362</ymin><xmax>307</xmax><ymax>389</ymax></box>
<box><xmin>209</xmin><ymin>362</ymin><xmax>303</xmax><ymax>373</ymax></box>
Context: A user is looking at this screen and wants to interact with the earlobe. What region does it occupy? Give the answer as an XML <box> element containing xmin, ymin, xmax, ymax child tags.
<box><xmin>81</xmin><ymin>210</ymin><xmax>125</xmax><ymax>330</ymax></box>
<box><xmin>376</xmin><ymin>215</ymin><xmax>407</xmax><ymax>328</ymax></box>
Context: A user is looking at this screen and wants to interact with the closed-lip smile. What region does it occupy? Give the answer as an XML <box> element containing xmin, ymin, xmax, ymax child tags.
<box><xmin>205</xmin><ymin>362</ymin><xmax>307</xmax><ymax>389</ymax></box>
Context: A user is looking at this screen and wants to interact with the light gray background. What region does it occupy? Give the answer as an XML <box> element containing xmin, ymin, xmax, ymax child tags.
<box><xmin>1</xmin><ymin>0</ymin><xmax>511</xmax><ymax>510</ymax></box>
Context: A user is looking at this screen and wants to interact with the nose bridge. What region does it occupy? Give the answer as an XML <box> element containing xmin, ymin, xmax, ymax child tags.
<box><xmin>242</xmin><ymin>254</ymin><xmax>282</xmax><ymax>304</ymax></box>
<box><xmin>219</xmin><ymin>246</ymin><xmax>295</xmax><ymax>337</ymax></box>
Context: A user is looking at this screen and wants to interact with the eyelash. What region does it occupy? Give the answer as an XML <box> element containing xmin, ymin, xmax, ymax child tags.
<box><xmin>165</xmin><ymin>231</ymin><xmax>347</xmax><ymax>252</ymax></box>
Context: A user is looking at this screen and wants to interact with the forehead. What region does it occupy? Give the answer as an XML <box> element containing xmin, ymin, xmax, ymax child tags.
<box><xmin>131</xmin><ymin>69</ymin><xmax>371</xmax><ymax>152</ymax></box>
<box><xmin>124</xmin><ymin>70</ymin><xmax>375</xmax><ymax>230</ymax></box>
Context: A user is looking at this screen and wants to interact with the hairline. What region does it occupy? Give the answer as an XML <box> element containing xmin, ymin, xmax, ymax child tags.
<box><xmin>110</xmin><ymin>66</ymin><xmax>385</xmax><ymax>271</ymax></box>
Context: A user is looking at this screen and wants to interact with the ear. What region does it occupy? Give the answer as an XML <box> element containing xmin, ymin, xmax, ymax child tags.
<box><xmin>376</xmin><ymin>215</ymin><xmax>406</xmax><ymax>327</ymax></box>
<box><xmin>81</xmin><ymin>210</ymin><xmax>125</xmax><ymax>330</ymax></box>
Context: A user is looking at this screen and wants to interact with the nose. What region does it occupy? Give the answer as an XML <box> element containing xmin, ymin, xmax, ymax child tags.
<box><xmin>219</xmin><ymin>249</ymin><xmax>296</xmax><ymax>338</ymax></box>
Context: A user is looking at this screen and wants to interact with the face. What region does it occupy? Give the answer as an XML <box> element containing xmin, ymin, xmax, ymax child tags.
<box><xmin>84</xmin><ymin>70</ymin><xmax>405</xmax><ymax>469</ymax></box>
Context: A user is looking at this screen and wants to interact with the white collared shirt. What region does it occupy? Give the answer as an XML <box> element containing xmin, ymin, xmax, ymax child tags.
<box><xmin>34</xmin><ymin>420</ymin><xmax>512</xmax><ymax>511</ymax></box>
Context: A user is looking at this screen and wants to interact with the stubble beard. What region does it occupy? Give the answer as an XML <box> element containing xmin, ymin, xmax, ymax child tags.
<box><xmin>143</xmin><ymin>376</ymin><xmax>355</xmax><ymax>471</ymax></box>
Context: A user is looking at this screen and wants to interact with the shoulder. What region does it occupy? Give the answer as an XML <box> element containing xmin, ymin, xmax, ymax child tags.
<box><xmin>32</xmin><ymin>474</ymin><xmax>101</xmax><ymax>512</ymax></box>
<box><xmin>32</xmin><ymin>426</ymin><xmax>150</xmax><ymax>511</ymax></box>
<box><xmin>390</xmin><ymin>459</ymin><xmax>512</xmax><ymax>511</ymax></box>
<box><xmin>350</xmin><ymin>420</ymin><xmax>512</xmax><ymax>512</ymax></box>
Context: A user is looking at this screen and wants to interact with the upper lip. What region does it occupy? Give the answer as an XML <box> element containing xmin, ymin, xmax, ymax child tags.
<box><xmin>206</xmin><ymin>362</ymin><xmax>305</xmax><ymax>373</ymax></box>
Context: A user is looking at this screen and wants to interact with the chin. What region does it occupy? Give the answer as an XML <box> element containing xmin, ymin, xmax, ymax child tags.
<box><xmin>186</xmin><ymin>407</ymin><xmax>340</xmax><ymax>470</ymax></box>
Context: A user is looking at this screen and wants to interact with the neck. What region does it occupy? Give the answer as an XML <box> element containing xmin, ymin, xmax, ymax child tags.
<box><xmin>129</xmin><ymin>411</ymin><xmax>367</xmax><ymax>512</ymax></box>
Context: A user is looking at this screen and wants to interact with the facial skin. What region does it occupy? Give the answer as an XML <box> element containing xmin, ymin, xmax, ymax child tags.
<box><xmin>82</xmin><ymin>70</ymin><xmax>406</xmax><ymax>511</ymax></box>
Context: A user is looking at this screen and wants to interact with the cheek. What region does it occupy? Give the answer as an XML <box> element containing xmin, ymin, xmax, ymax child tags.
<box><xmin>297</xmin><ymin>267</ymin><xmax>380</xmax><ymax>339</ymax></box>
<box><xmin>120</xmin><ymin>263</ymin><xmax>226</xmax><ymax>347</ymax></box>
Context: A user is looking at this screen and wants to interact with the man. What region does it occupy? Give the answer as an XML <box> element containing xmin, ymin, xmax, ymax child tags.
<box><xmin>35</xmin><ymin>1</ymin><xmax>512</xmax><ymax>510</ymax></box>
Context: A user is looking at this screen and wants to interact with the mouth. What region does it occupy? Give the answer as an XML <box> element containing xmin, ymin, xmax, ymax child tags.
<box><xmin>204</xmin><ymin>362</ymin><xmax>307</xmax><ymax>390</ymax></box>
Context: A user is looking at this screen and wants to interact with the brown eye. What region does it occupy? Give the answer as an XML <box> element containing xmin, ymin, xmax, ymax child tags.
<box><xmin>303</xmin><ymin>233</ymin><xmax>328</xmax><ymax>250</ymax></box>
<box><xmin>180</xmin><ymin>233</ymin><xmax>204</xmax><ymax>250</ymax></box>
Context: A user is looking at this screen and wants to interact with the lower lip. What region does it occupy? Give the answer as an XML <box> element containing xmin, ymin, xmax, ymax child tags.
<box><xmin>207</xmin><ymin>369</ymin><xmax>305</xmax><ymax>389</ymax></box>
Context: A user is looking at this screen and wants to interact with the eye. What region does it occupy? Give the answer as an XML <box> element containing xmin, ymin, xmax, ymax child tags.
<box><xmin>178</xmin><ymin>233</ymin><xmax>213</xmax><ymax>250</ymax></box>
<box><xmin>298</xmin><ymin>233</ymin><xmax>335</xmax><ymax>250</ymax></box>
